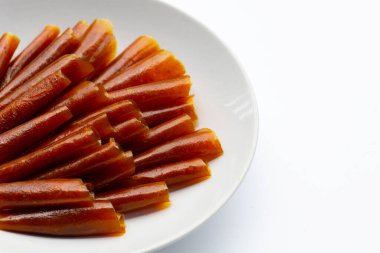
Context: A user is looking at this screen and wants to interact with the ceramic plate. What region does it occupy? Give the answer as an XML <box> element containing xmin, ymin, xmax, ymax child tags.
<box><xmin>0</xmin><ymin>0</ymin><xmax>258</xmax><ymax>252</ymax></box>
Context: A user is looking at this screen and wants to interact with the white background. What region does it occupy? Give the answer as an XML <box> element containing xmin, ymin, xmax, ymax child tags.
<box><xmin>158</xmin><ymin>0</ymin><xmax>380</xmax><ymax>252</ymax></box>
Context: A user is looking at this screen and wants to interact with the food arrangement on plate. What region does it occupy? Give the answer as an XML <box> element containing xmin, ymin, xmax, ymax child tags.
<box><xmin>0</xmin><ymin>18</ymin><xmax>223</xmax><ymax>236</ymax></box>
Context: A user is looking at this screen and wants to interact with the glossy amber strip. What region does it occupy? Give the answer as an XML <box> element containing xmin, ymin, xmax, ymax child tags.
<box><xmin>36</xmin><ymin>113</ymin><xmax>113</xmax><ymax>150</ymax></box>
<box><xmin>2</xmin><ymin>25</ymin><xmax>60</xmax><ymax>84</ymax></box>
<box><xmin>0</xmin><ymin>33</ymin><xmax>19</xmax><ymax>82</ymax></box>
<box><xmin>0</xmin><ymin>71</ymin><xmax>71</xmax><ymax>133</ymax></box>
<box><xmin>0</xmin><ymin>200</ymin><xmax>125</xmax><ymax>236</ymax></box>
<box><xmin>72</xmin><ymin>20</ymin><xmax>89</xmax><ymax>41</ymax></box>
<box><xmin>0</xmin><ymin>106</ymin><xmax>72</xmax><ymax>164</ymax></box>
<box><xmin>121</xmin><ymin>158</ymin><xmax>210</xmax><ymax>187</ymax></box>
<box><xmin>85</xmin><ymin>151</ymin><xmax>135</xmax><ymax>190</ymax></box>
<box><xmin>48</xmin><ymin>81</ymin><xmax>109</xmax><ymax>117</ymax></box>
<box><xmin>96</xmin><ymin>182</ymin><xmax>169</xmax><ymax>213</ymax></box>
<box><xmin>103</xmin><ymin>50</ymin><xmax>186</xmax><ymax>91</ymax></box>
<box><xmin>107</xmin><ymin>75</ymin><xmax>191</xmax><ymax>110</ymax></box>
<box><xmin>0</xmin><ymin>127</ymin><xmax>100</xmax><ymax>183</ymax></box>
<box><xmin>109</xmin><ymin>118</ymin><xmax>149</xmax><ymax>146</ymax></box>
<box><xmin>128</xmin><ymin>114</ymin><xmax>195</xmax><ymax>153</ymax></box>
<box><xmin>142</xmin><ymin>96</ymin><xmax>197</xmax><ymax>127</ymax></box>
<box><xmin>94</xmin><ymin>35</ymin><xmax>160</xmax><ymax>85</ymax></box>
<box><xmin>34</xmin><ymin>139</ymin><xmax>123</xmax><ymax>180</ymax></box>
<box><xmin>75</xmin><ymin>19</ymin><xmax>117</xmax><ymax>72</ymax></box>
<box><xmin>70</xmin><ymin>100</ymin><xmax>141</xmax><ymax>127</ymax></box>
<box><xmin>0</xmin><ymin>54</ymin><xmax>94</xmax><ymax>110</ymax></box>
<box><xmin>0</xmin><ymin>179</ymin><xmax>93</xmax><ymax>209</ymax></box>
<box><xmin>134</xmin><ymin>128</ymin><xmax>223</xmax><ymax>170</ymax></box>
<box><xmin>0</xmin><ymin>28</ymin><xmax>79</xmax><ymax>101</ymax></box>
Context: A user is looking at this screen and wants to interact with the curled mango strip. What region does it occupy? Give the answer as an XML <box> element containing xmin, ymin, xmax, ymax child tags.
<box><xmin>85</xmin><ymin>151</ymin><xmax>135</xmax><ymax>190</ymax></box>
<box><xmin>116</xmin><ymin>158</ymin><xmax>210</xmax><ymax>188</ymax></box>
<box><xmin>72</xmin><ymin>20</ymin><xmax>89</xmax><ymax>41</ymax></box>
<box><xmin>75</xmin><ymin>18</ymin><xmax>117</xmax><ymax>73</ymax></box>
<box><xmin>134</xmin><ymin>128</ymin><xmax>223</xmax><ymax>170</ymax></box>
<box><xmin>0</xmin><ymin>200</ymin><xmax>125</xmax><ymax>236</ymax></box>
<box><xmin>2</xmin><ymin>25</ymin><xmax>60</xmax><ymax>84</ymax></box>
<box><xmin>0</xmin><ymin>71</ymin><xmax>71</xmax><ymax>133</ymax></box>
<box><xmin>0</xmin><ymin>28</ymin><xmax>79</xmax><ymax>102</ymax></box>
<box><xmin>142</xmin><ymin>96</ymin><xmax>197</xmax><ymax>127</ymax></box>
<box><xmin>107</xmin><ymin>75</ymin><xmax>191</xmax><ymax>110</ymax></box>
<box><xmin>103</xmin><ymin>50</ymin><xmax>186</xmax><ymax>91</ymax></box>
<box><xmin>34</xmin><ymin>139</ymin><xmax>123</xmax><ymax>180</ymax></box>
<box><xmin>36</xmin><ymin>113</ymin><xmax>113</xmax><ymax>150</ymax></box>
<box><xmin>0</xmin><ymin>179</ymin><xmax>93</xmax><ymax>209</ymax></box>
<box><xmin>0</xmin><ymin>127</ymin><xmax>101</xmax><ymax>183</ymax></box>
<box><xmin>70</xmin><ymin>100</ymin><xmax>141</xmax><ymax>127</ymax></box>
<box><xmin>96</xmin><ymin>182</ymin><xmax>169</xmax><ymax>213</ymax></box>
<box><xmin>94</xmin><ymin>35</ymin><xmax>160</xmax><ymax>85</ymax></box>
<box><xmin>127</xmin><ymin>114</ymin><xmax>195</xmax><ymax>154</ymax></box>
<box><xmin>107</xmin><ymin>117</ymin><xmax>149</xmax><ymax>146</ymax></box>
<box><xmin>48</xmin><ymin>81</ymin><xmax>109</xmax><ymax>117</ymax></box>
<box><xmin>0</xmin><ymin>33</ymin><xmax>19</xmax><ymax>83</ymax></box>
<box><xmin>0</xmin><ymin>106</ymin><xmax>72</xmax><ymax>163</ymax></box>
<box><xmin>0</xmin><ymin>54</ymin><xmax>94</xmax><ymax>110</ymax></box>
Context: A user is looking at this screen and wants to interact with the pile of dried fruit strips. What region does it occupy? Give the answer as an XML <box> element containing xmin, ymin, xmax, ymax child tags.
<box><xmin>0</xmin><ymin>19</ymin><xmax>223</xmax><ymax>236</ymax></box>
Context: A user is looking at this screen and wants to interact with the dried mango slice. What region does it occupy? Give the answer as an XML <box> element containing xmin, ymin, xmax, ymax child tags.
<box><xmin>0</xmin><ymin>28</ymin><xmax>79</xmax><ymax>101</ymax></box>
<box><xmin>107</xmin><ymin>75</ymin><xmax>191</xmax><ymax>110</ymax></box>
<box><xmin>134</xmin><ymin>128</ymin><xmax>223</xmax><ymax>170</ymax></box>
<box><xmin>94</xmin><ymin>35</ymin><xmax>160</xmax><ymax>85</ymax></box>
<box><xmin>96</xmin><ymin>182</ymin><xmax>169</xmax><ymax>213</ymax></box>
<box><xmin>0</xmin><ymin>127</ymin><xmax>100</xmax><ymax>183</ymax></box>
<box><xmin>0</xmin><ymin>33</ymin><xmax>19</xmax><ymax>83</ymax></box>
<box><xmin>103</xmin><ymin>50</ymin><xmax>185</xmax><ymax>91</ymax></box>
<box><xmin>0</xmin><ymin>106</ymin><xmax>72</xmax><ymax>163</ymax></box>
<box><xmin>0</xmin><ymin>200</ymin><xmax>125</xmax><ymax>236</ymax></box>
<box><xmin>2</xmin><ymin>25</ymin><xmax>60</xmax><ymax>84</ymax></box>
<box><xmin>0</xmin><ymin>71</ymin><xmax>71</xmax><ymax>133</ymax></box>
<box><xmin>0</xmin><ymin>179</ymin><xmax>93</xmax><ymax>209</ymax></box>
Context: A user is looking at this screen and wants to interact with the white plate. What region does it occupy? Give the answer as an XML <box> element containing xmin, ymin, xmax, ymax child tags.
<box><xmin>0</xmin><ymin>0</ymin><xmax>259</xmax><ymax>252</ymax></box>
